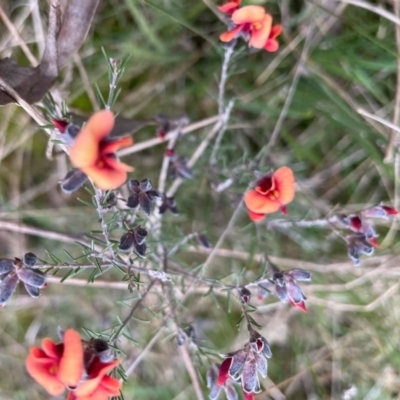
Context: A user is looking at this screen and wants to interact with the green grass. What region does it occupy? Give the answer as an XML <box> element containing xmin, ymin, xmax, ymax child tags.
<box><xmin>0</xmin><ymin>1</ymin><xmax>400</xmax><ymax>399</ymax></box>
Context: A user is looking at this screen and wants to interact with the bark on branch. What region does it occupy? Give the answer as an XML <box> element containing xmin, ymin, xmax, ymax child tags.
<box><xmin>0</xmin><ymin>0</ymin><xmax>100</xmax><ymax>105</ymax></box>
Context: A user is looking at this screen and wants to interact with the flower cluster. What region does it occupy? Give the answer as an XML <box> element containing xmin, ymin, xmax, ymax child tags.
<box><xmin>257</xmin><ymin>264</ymin><xmax>312</xmax><ymax>312</ymax></box>
<box><xmin>213</xmin><ymin>330</ymin><xmax>272</xmax><ymax>400</ymax></box>
<box><xmin>159</xmin><ymin>194</ymin><xmax>179</xmax><ymax>215</ymax></box>
<box><xmin>244</xmin><ymin>166</ymin><xmax>295</xmax><ymax>221</ymax></box>
<box><xmin>219</xmin><ymin>1</ymin><xmax>282</xmax><ymax>52</ymax></box>
<box><xmin>26</xmin><ymin>329</ymin><xmax>121</xmax><ymax>399</ymax></box>
<box><xmin>126</xmin><ymin>178</ymin><xmax>160</xmax><ymax>216</ymax></box>
<box><xmin>118</xmin><ymin>226</ymin><xmax>148</xmax><ymax>257</ymax></box>
<box><xmin>0</xmin><ymin>252</ymin><xmax>47</xmax><ymax>307</ymax></box>
<box><xmin>337</xmin><ymin>204</ymin><xmax>398</xmax><ymax>265</ymax></box>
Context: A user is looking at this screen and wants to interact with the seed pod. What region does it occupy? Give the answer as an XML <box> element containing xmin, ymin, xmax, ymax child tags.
<box><xmin>23</xmin><ymin>252</ymin><xmax>37</xmax><ymax>268</ymax></box>
<box><xmin>0</xmin><ymin>272</ymin><xmax>19</xmax><ymax>307</ymax></box>
<box><xmin>0</xmin><ymin>259</ymin><xmax>14</xmax><ymax>274</ymax></box>
<box><xmin>17</xmin><ymin>267</ymin><xmax>46</xmax><ymax>288</ymax></box>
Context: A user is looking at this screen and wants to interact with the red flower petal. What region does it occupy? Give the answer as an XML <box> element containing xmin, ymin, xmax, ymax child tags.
<box><xmin>273</xmin><ymin>166</ymin><xmax>295</xmax><ymax>205</ymax></box>
<box><xmin>81</xmin><ymin>163</ymin><xmax>131</xmax><ymax>190</ymax></box>
<box><xmin>290</xmin><ymin>299</ymin><xmax>307</xmax><ymax>313</ymax></box>
<box><xmin>232</xmin><ymin>6</ymin><xmax>265</xmax><ymax>24</ymax></box>
<box><xmin>74</xmin><ymin>359</ymin><xmax>120</xmax><ymax>397</ymax></box>
<box><xmin>42</xmin><ymin>338</ymin><xmax>63</xmax><ymax>359</ymax></box>
<box><xmin>269</xmin><ymin>24</ymin><xmax>282</xmax><ymax>40</ymax></box>
<box><xmin>243</xmin><ymin>391</ymin><xmax>255</xmax><ymax>400</ymax></box>
<box><xmin>264</xmin><ymin>39</ymin><xmax>279</xmax><ymax>52</ymax></box>
<box><xmin>382</xmin><ymin>205</ymin><xmax>399</xmax><ymax>215</ymax></box>
<box><xmin>58</xmin><ymin>329</ymin><xmax>84</xmax><ymax>388</ymax></box>
<box><xmin>248</xmin><ymin>210</ymin><xmax>266</xmax><ymax>221</ymax></box>
<box><xmin>26</xmin><ymin>349</ymin><xmax>65</xmax><ymax>396</ymax></box>
<box><xmin>220</xmin><ymin>25</ymin><xmax>243</xmax><ymax>43</ymax></box>
<box><xmin>70</xmin><ymin>110</ymin><xmax>115</xmax><ymax>169</ymax></box>
<box><xmin>217</xmin><ymin>1</ymin><xmax>241</xmax><ymax>14</ymax></box>
<box><xmin>101</xmin><ymin>137</ymin><xmax>133</xmax><ymax>155</ymax></box>
<box><xmin>249</xmin><ymin>14</ymin><xmax>272</xmax><ymax>49</ymax></box>
<box><xmin>217</xmin><ymin>357</ymin><xmax>232</xmax><ymax>386</ymax></box>
<box><xmin>244</xmin><ymin>189</ymin><xmax>280</xmax><ymax>214</ymax></box>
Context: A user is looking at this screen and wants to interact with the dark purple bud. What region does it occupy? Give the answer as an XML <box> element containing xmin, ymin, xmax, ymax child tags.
<box><xmin>65</xmin><ymin>123</ymin><xmax>81</xmax><ymax>141</ymax></box>
<box><xmin>347</xmin><ymin>244</ymin><xmax>360</xmax><ymax>266</ymax></box>
<box><xmin>176</xmin><ymin>330</ymin><xmax>186</xmax><ymax>346</ymax></box>
<box><xmin>362</xmin><ymin>206</ymin><xmax>387</xmax><ymax>218</ymax></box>
<box><xmin>275</xmin><ymin>284</ymin><xmax>288</xmax><ymax>303</ymax></box>
<box><xmin>139</xmin><ymin>179</ymin><xmax>152</xmax><ymax>192</ymax></box>
<box><xmin>208</xmin><ymin>370</ymin><xmax>222</xmax><ymax>400</ymax></box>
<box><xmin>23</xmin><ymin>252</ymin><xmax>37</xmax><ymax>268</ymax></box>
<box><xmin>133</xmin><ymin>226</ymin><xmax>147</xmax><ymax>245</ymax></box>
<box><xmin>361</xmin><ymin>222</ymin><xmax>378</xmax><ymax>240</ymax></box>
<box><xmin>286</xmin><ymin>268</ymin><xmax>312</xmax><ymax>281</ymax></box>
<box><xmin>155</xmin><ymin>114</ymin><xmax>170</xmax><ymax>139</ymax></box>
<box><xmin>241</xmin><ymin>359</ymin><xmax>258</xmax><ymax>393</ymax></box>
<box><xmin>363</xmin><ymin>205</ymin><xmax>398</xmax><ymax>218</ymax></box>
<box><xmin>170</xmin><ymin>157</ymin><xmax>192</xmax><ymax>180</ymax></box>
<box><xmin>239</xmin><ymin>287</ymin><xmax>251</xmax><ymax>304</ymax></box>
<box><xmin>17</xmin><ymin>267</ymin><xmax>46</xmax><ymax>288</ymax></box>
<box><xmin>0</xmin><ymin>259</ymin><xmax>14</xmax><ymax>274</ymax></box>
<box><xmin>259</xmin><ymin>336</ymin><xmax>272</xmax><ymax>358</ymax></box>
<box><xmin>272</xmin><ymin>271</ymin><xmax>285</xmax><ymax>287</ymax></box>
<box><xmin>102</xmin><ymin>191</ymin><xmax>117</xmax><ymax>208</ymax></box>
<box><xmin>197</xmin><ymin>233</ymin><xmax>211</xmax><ymax>249</ymax></box>
<box><xmin>255</xmin><ymin>352</ymin><xmax>268</xmax><ymax>378</ymax></box>
<box><xmin>228</xmin><ymin>349</ymin><xmax>248</xmax><ymax>380</ymax></box>
<box><xmin>127</xmin><ymin>179</ymin><xmax>140</xmax><ymax>192</ymax></box>
<box><xmin>126</xmin><ymin>193</ymin><xmax>139</xmax><ymax>209</ymax></box>
<box><xmin>358</xmin><ymin>241</ymin><xmax>374</xmax><ymax>256</ymax></box>
<box><xmin>286</xmin><ymin>278</ymin><xmax>305</xmax><ymax>304</ymax></box>
<box><xmin>24</xmin><ymin>283</ymin><xmax>40</xmax><ymax>298</ymax></box>
<box><xmin>118</xmin><ymin>231</ymin><xmax>135</xmax><ymax>251</ymax></box>
<box><xmin>224</xmin><ymin>385</ymin><xmax>238</xmax><ymax>400</ymax></box>
<box><xmin>146</xmin><ymin>190</ymin><xmax>160</xmax><ymax>201</ymax></box>
<box><xmin>0</xmin><ymin>272</ymin><xmax>19</xmax><ymax>307</ymax></box>
<box><xmin>138</xmin><ymin>192</ymin><xmax>152</xmax><ymax>216</ymax></box>
<box><xmin>257</xmin><ymin>283</ymin><xmax>271</xmax><ymax>300</ymax></box>
<box><xmin>133</xmin><ymin>242</ymin><xmax>147</xmax><ymax>258</ymax></box>
<box><xmin>336</xmin><ymin>214</ymin><xmax>351</xmax><ymax>227</ymax></box>
<box><xmin>60</xmin><ymin>169</ymin><xmax>88</xmax><ymax>194</ymax></box>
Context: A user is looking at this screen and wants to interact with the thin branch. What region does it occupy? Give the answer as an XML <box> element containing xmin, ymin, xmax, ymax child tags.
<box><xmin>339</xmin><ymin>0</ymin><xmax>400</xmax><ymax>26</ymax></box>
<box><xmin>118</xmin><ymin>115</ymin><xmax>220</xmax><ymax>156</ymax></box>
<box><xmin>112</xmin><ymin>279</ymin><xmax>157</xmax><ymax>343</ymax></box>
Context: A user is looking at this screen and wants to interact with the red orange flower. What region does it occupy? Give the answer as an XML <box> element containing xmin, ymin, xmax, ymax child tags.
<box><xmin>218</xmin><ymin>0</ymin><xmax>241</xmax><ymax>14</ymax></box>
<box><xmin>70</xmin><ymin>110</ymin><xmax>133</xmax><ymax>190</ymax></box>
<box><xmin>220</xmin><ymin>6</ymin><xmax>273</xmax><ymax>49</ymax></box>
<box><xmin>26</xmin><ymin>329</ymin><xmax>84</xmax><ymax>396</ymax></box>
<box><xmin>244</xmin><ymin>166</ymin><xmax>295</xmax><ymax>221</ymax></box>
<box><xmin>26</xmin><ymin>330</ymin><xmax>121</xmax><ymax>400</ymax></box>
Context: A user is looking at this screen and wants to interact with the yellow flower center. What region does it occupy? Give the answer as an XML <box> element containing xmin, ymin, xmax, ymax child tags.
<box><xmin>49</xmin><ymin>364</ymin><xmax>58</xmax><ymax>375</ymax></box>
<box><xmin>268</xmin><ymin>190</ymin><xmax>279</xmax><ymax>200</ymax></box>
<box><xmin>252</xmin><ymin>22</ymin><xmax>263</xmax><ymax>30</ymax></box>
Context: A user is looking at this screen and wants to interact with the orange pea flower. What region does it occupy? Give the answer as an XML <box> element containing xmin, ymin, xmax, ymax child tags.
<box><xmin>26</xmin><ymin>329</ymin><xmax>84</xmax><ymax>396</ymax></box>
<box><xmin>68</xmin><ymin>358</ymin><xmax>121</xmax><ymax>400</ymax></box>
<box><xmin>264</xmin><ymin>24</ymin><xmax>282</xmax><ymax>52</ymax></box>
<box><xmin>217</xmin><ymin>0</ymin><xmax>241</xmax><ymax>14</ymax></box>
<box><xmin>220</xmin><ymin>6</ymin><xmax>273</xmax><ymax>49</ymax></box>
<box><xmin>70</xmin><ymin>110</ymin><xmax>133</xmax><ymax>190</ymax></box>
<box><xmin>27</xmin><ymin>329</ymin><xmax>121</xmax><ymax>400</ymax></box>
<box><xmin>244</xmin><ymin>166</ymin><xmax>295</xmax><ymax>221</ymax></box>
